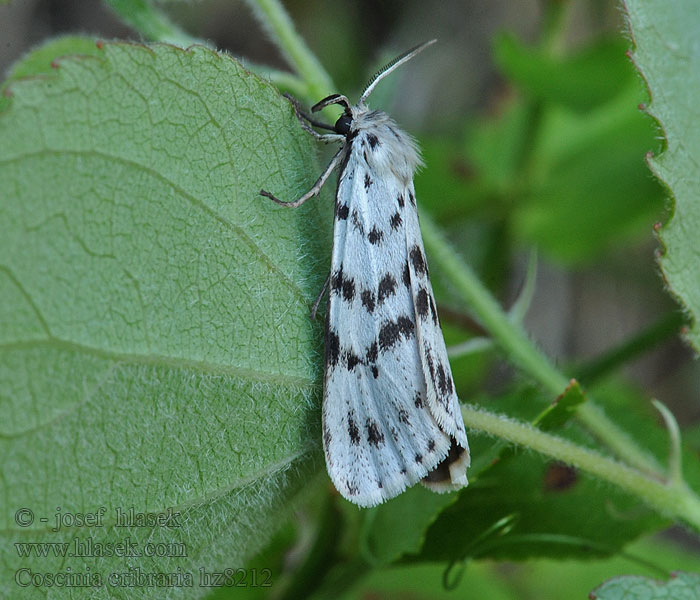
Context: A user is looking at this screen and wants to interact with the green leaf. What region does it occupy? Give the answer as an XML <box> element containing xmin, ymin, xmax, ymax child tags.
<box><xmin>513</xmin><ymin>83</ymin><xmax>664</xmax><ymax>264</ymax></box>
<box><xmin>5</xmin><ymin>35</ymin><xmax>102</xmax><ymax>81</ymax></box>
<box><xmin>464</xmin><ymin>100</ymin><xmax>534</xmax><ymax>195</ymax></box>
<box><xmin>625</xmin><ymin>0</ymin><xmax>700</xmax><ymax>353</ymax></box>
<box><xmin>534</xmin><ymin>378</ymin><xmax>585</xmax><ymax>431</ymax></box>
<box><xmin>493</xmin><ymin>34</ymin><xmax>635</xmax><ymax>111</ymax></box>
<box><xmin>0</xmin><ymin>35</ymin><xmax>103</xmax><ymax>112</ymax></box>
<box><xmin>0</xmin><ymin>39</ymin><xmax>330</xmax><ymax>597</ymax></box>
<box><xmin>358</xmin><ymin>485</ymin><xmax>457</xmax><ymax>566</ymax></box>
<box><xmin>590</xmin><ymin>572</ymin><xmax>700</xmax><ymax>600</ymax></box>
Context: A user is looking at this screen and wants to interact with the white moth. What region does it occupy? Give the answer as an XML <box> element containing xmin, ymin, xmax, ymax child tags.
<box><xmin>261</xmin><ymin>40</ymin><xmax>469</xmax><ymax>507</ymax></box>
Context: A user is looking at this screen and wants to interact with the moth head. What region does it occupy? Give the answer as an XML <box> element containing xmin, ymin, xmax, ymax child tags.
<box><xmin>309</xmin><ymin>41</ymin><xmax>436</xmax><ymax>138</ymax></box>
<box><xmin>311</xmin><ymin>94</ymin><xmax>353</xmax><ymax>135</ymax></box>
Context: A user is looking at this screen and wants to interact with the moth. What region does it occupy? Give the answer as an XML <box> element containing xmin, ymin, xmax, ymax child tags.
<box><xmin>261</xmin><ymin>40</ymin><xmax>469</xmax><ymax>507</ymax></box>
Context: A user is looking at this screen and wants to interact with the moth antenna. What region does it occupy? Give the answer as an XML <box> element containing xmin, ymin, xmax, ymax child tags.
<box><xmin>360</xmin><ymin>39</ymin><xmax>437</xmax><ymax>103</ymax></box>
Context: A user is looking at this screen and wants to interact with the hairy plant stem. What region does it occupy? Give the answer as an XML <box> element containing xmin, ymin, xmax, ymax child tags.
<box><xmin>105</xmin><ymin>0</ymin><xmax>199</xmax><ymax>47</ymax></box>
<box><xmin>461</xmin><ymin>404</ymin><xmax>700</xmax><ymax>532</ymax></box>
<box><xmin>245</xmin><ymin>0</ymin><xmax>335</xmax><ymax>101</ymax></box>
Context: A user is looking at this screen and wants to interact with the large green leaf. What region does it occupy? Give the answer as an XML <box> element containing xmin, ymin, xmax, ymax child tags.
<box><xmin>514</xmin><ymin>83</ymin><xmax>663</xmax><ymax>263</ymax></box>
<box><xmin>359</xmin><ymin>485</ymin><xmax>457</xmax><ymax>567</ymax></box>
<box><xmin>493</xmin><ymin>34</ymin><xmax>636</xmax><ymax>111</ymax></box>
<box><xmin>625</xmin><ymin>0</ymin><xmax>700</xmax><ymax>353</ymax></box>
<box><xmin>451</xmin><ymin>31</ymin><xmax>665</xmax><ymax>265</ymax></box>
<box><xmin>0</xmin><ymin>38</ymin><xmax>331</xmax><ymax>598</ymax></box>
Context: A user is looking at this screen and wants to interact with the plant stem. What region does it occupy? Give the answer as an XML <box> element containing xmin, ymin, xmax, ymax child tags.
<box><xmin>245</xmin><ymin>0</ymin><xmax>335</xmax><ymax>100</ymax></box>
<box><xmin>104</xmin><ymin>0</ymin><xmax>199</xmax><ymax>47</ymax></box>
<box><xmin>419</xmin><ymin>213</ymin><xmax>661</xmax><ymax>474</ymax></box>
<box><xmin>461</xmin><ymin>404</ymin><xmax>700</xmax><ymax>532</ymax></box>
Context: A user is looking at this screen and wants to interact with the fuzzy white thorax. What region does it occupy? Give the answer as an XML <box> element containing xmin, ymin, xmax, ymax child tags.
<box><xmin>347</xmin><ymin>105</ymin><xmax>423</xmax><ymax>187</ymax></box>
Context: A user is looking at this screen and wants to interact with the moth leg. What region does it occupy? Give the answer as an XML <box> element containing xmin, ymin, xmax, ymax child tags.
<box><xmin>260</xmin><ymin>147</ymin><xmax>344</xmax><ymax>207</ymax></box>
<box><xmin>310</xmin><ymin>272</ymin><xmax>331</xmax><ymax>321</ymax></box>
<box><xmin>283</xmin><ymin>93</ymin><xmax>345</xmax><ymax>143</ymax></box>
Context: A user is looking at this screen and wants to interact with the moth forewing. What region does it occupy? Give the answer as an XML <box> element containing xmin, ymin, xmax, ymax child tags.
<box><xmin>260</xmin><ymin>41</ymin><xmax>469</xmax><ymax>507</ymax></box>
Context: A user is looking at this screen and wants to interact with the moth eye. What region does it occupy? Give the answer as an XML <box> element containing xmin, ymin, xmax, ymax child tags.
<box><xmin>334</xmin><ymin>114</ymin><xmax>353</xmax><ymax>135</ymax></box>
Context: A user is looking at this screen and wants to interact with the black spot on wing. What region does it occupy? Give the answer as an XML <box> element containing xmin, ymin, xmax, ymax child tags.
<box><xmin>398</xmin><ymin>408</ymin><xmax>410</xmax><ymax>425</ymax></box>
<box><xmin>326</xmin><ymin>329</ymin><xmax>340</xmax><ymax>367</ymax></box>
<box><xmin>415</xmin><ymin>392</ymin><xmax>424</xmax><ymax>408</ymax></box>
<box><xmin>390</xmin><ymin>211</ymin><xmax>403</xmax><ymax>231</ymax></box>
<box><xmin>342</xmin><ymin>277</ymin><xmax>355</xmax><ymax>302</ymax></box>
<box><xmin>364</xmin><ymin>173</ymin><xmax>373</xmax><ymax>189</ymax></box>
<box><xmin>427</xmin><ymin>439</ymin><xmax>436</xmax><ymax>452</ymax></box>
<box><xmin>410</xmin><ymin>245</ymin><xmax>427</xmax><ymax>276</ymax></box>
<box><xmin>368</xmin><ymin>226</ymin><xmax>384</xmax><ymax>245</ymax></box>
<box><xmin>402</xmin><ymin>262</ymin><xmax>411</xmax><ymax>288</ymax></box>
<box><xmin>397</xmin><ymin>315</ymin><xmax>415</xmax><ymax>337</ymax></box>
<box><xmin>437</xmin><ymin>363</ymin><xmax>448</xmax><ymax>396</ymax></box>
<box><xmin>429</xmin><ymin>294</ymin><xmax>439</xmax><ymax>325</ymax></box>
<box><xmin>378</xmin><ymin>273</ymin><xmax>397</xmax><ymax>304</ymax></box>
<box><xmin>366</xmin><ymin>341</ymin><xmax>378</xmax><ymax>363</ymax></box>
<box><xmin>351</xmin><ymin>209</ymin><xmax>365</xmax><ymax>235</ymax></box>
<box><xmin>425</xmin><ymin>344</ymin><xmax>436</xmax><ymax>385</ymax></box>
<box><xmin>335</xmin><ymin>201</ymin><xmax>349</xmax><ymax>220</ymax></box>
<box><xmin>367</xmin><ymin>133</ymin><xmax>379</xmax><ymax>149</ymax></box>
<box><xmin>409</xmin><ymin>190</ymin><xmax>416</xmax><ymax>206</ymax></box>
<box><xmin>379</xmin><ymin>320</ymin><xmax>401</xmax><ymax>352</ymax></box>
<box><xmin>378</xmin><ymin>315</ymin><xmax>415</xmax><ymax>352</ymax></box>
<box><xmin>331</xmin><ymin>266</ymin><xmax>355</xmax><ymax>302</ymax></box>
<box><xmin>365</xmin><ymin>339</ymin><xmax>380</xmax><ymax>377</ymax></box>
<box><xmin>415</xmin><ymin>453</ymin><xmax>423</xmax><ymax>464</ymax></box>
<box><xmin>330</xmin><ymin>266</ymin><xmax>344</xmax><ymax>293</ymax></box>
<box><xmin>361</xmin><ymin>290</ymin><xmax>375</xmax><ymax>313</ymax></box>
<box><xmin>348</xmin><ymin>415</ymin><xmax>360</xmax><ymax>445</ymax></box>
<box><xmin>397</xmin><ymin>193</ymin><xmax>405</xmax><ymax>208</ymax></box>
<box><xmin>365</xmin><ymin>341</ymin><xmax>379</xmax><ymax>379</ymax></box>
<box><xmin>435</xmin><ymin>361</ymin><xmax>451</xmax><ymax>409</ymax></box>
<box><xmin>366</xmin><ymin>419</ymin><xmax>385</xmax><ymax>447</ymax></box>
<box><xmin>345</xmin><ymin>349</ymin><xmax>362</xmax><ymax>371</ymax></box>
<box><xmin>416</xmin><ymin>287</ymin><xmax>429</xmax><ymax>319</ymax></box>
